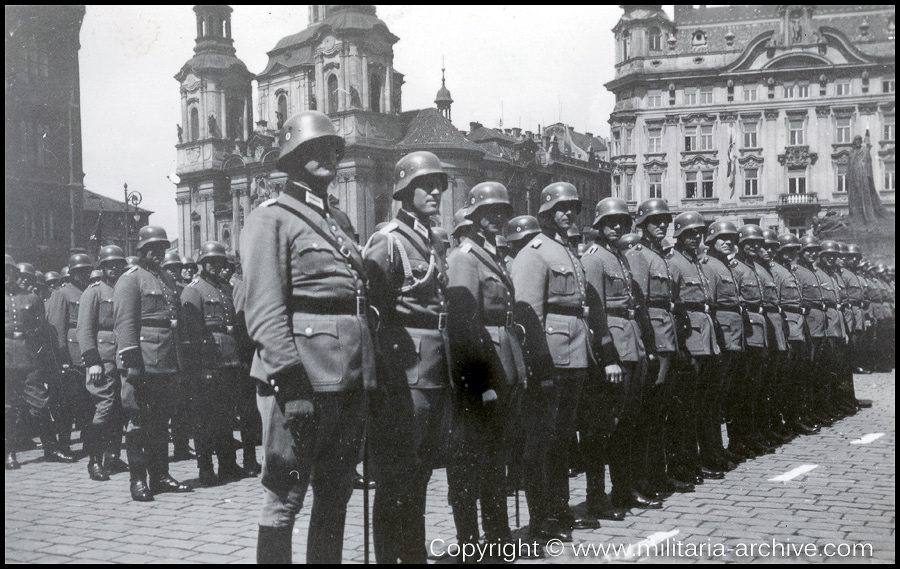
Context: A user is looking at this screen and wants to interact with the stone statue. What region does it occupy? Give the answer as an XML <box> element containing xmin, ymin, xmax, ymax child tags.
<box><xmin>791</xmin><ymin>18</ymin><xmax>802</xmax><ymax>43</ymax></box>
<box><xmin>350</xmin><ymin>86</ymin><xmax>361</xmax><ymax>110</ymax></box>
<box><xmin>276</xmin><ymin>111</ymin><xmax>284</xmax><ymax>130</ymax></box>
<box><xmin>208</xmin><ymin>113</ymin><xmax>221</xmax><ymax>138</ymax></box>
<box><xmin>177</xmin><ymin>124</ymin><xmax>183</xmax><ymax>144</ymax></box>
<box><xmin>847</xmin><ymin>131</ymin><xmax>891</xmax><ymax>226</ymax></box>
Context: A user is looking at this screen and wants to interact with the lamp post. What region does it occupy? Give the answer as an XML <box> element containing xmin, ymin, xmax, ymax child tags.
<box><xmin>123</xmin><ymin>183</ymin><xmax>143</xmax><ymax>256</ymax></box>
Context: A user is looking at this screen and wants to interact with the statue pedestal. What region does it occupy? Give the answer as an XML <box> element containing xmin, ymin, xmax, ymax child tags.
<box><xmin>820</xmin><ymin>219</ymin><xmax>895</xmax><ymax>266</ymax></box>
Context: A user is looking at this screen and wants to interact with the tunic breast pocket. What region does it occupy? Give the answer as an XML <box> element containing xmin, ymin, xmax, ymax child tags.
<box><xmin>649</xmin><ymin>271</ymin><xmax>670</xmax><ymax>297</ymax></box>
<box><xmin>483</xmin><ymin>274</ymin><xmax>508</xmax><ymax>304</ymax></box>
<box><xmin>549</xmin><ymin>265</ymin><xmax>576</xmax><ymax>296</ymax></box>
<box><xmin>292</xmin><ymin>316</ymin><xmax>343</xmax><ymax>386</ymax></box>
<box><xmin>203</xmin><ymin>298</ymin><xmax>225</xmax><ymax>322</ymax></box>
<box><xmin>719</xmin><ymin>277</ymin><xmax>737</xmax><ymax>297</ymax></box>
<box><xmin>142</xmin><ymin>290</ymin><xmax>166</xmax><ymax>313</ymax></box>
<box><xmin>297</xmin><ymin>241</ymin><xmax>338</xmax><ymax>277</ymax></box>
<box><xmin>99</xmin><ymin>299</ymin><xmax>114</xmax><ymax>324</ymax></box>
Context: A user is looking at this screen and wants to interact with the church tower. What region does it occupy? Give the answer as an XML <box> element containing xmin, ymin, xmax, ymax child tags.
<box><xmin>174</xmin><ymin>5</ymin><xmax>253</xmax><ymax>256</ymax></box>
<box><xmin>435</xmin><ymin>65</ymin><xmax>453</xmax><ymax>123</ymax></box>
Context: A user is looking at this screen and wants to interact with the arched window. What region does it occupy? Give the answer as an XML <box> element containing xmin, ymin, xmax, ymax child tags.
<box><xmin>369</xmin><ymin>74</ymin><xmax>382</xmax><ymax>113</ymax></box>
<box><xmin>201</xmin><ymin>17</ymin><xmax>207</xmax><ymax>37</ymax></box>
<box><xmin>327</xmin><ymin>74</ymin><xmax>339</xmax><ymax>115</ymax></box>
<box><xmin>222</xmin><ymin>19</ymin><xmax>227</xmax><ymax>37</ymax></box>
<box><xmin>622</xmin><ymin>31</ymin><xmax>631</xmax><ymax>60</ymax></box>
<box><xmin>190</xmin><ymin>107</ymin><xmax>200</xmax><ymax>141</ymax></box>
<box><xmin>276</xmin><ymin>94</ymin><xmax>288</xmax><ymax>129</ymax></box>
<box><xmin>649</xmin><ymin>27</ymin><xmax>662</xmax><ymax>51</ymax></box>
<box><xmin>192</xmin><ymin>224</ymin><xmax>201</xmax><ymax>250</ymax></box>
<box><xmin>222</xmin><ymin>229</ymin><xmax>231</xmax><ymax>248</ymax></box>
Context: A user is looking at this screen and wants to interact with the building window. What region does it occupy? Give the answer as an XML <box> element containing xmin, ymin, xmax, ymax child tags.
<box><xmin>648</xmin><ymin>128</ymin><xmax>662</xmax><ymax>153</ymax></box>
<box><xmin>684</xmin><ymin>89</ymin><xmax>697</xmax><ymax>106</ymax></box>
<box><xmin>648</xmin><ymin>173</ymin><xmax>662</xmax><ymax>198</ymax></box>
<box><xmin>836</xmin><ymin>163</ymin><xmax>848</xmax><ymax>193</ymax></box>
<box><xmin>327</xmin><ymin>74</ymin><xmax>339</xmax><ymax>115</ymax></box>
<box><xmin>621</xmin><ymin>31</ymin><xmax>631</xmax><ymax>60</ymax></box>
<box><xmin>612</xmin><ymin>131</ymin><xmax>621</xmax><ymax>156</ymax></box>
<box><xmin>369</xmin><ymin>74</ymin><xmax>382</xmax><ymax>113</ymax></box>
<box><xmin>884</xmin><ymin>115</ymin><xmax>895</xmax><ymax>142</ymax></box>
<box><xmin>277</xmin><ymin>94</ymin><xmax>288</xmax><ymax>128</ymax></box>
<box><xmin>884</xmin><ymin>78</ymin><xmax>896</xmax><ymax>93</ymax></box>
<box><xmin>190</xmin><ymin>107</ymin><xmax>199</xmax><ymax>142</ymax></box>
<box><xmin>788</xmin><ymin>170</ymin><xmax>807</xmax><ymax>194</ymax></box>
<box><xmin>702</xmin><ymin>170</ymin><xmax>714</xmax><ymax>198</ymax></box>
<box><xmin>743</xmin><ymin>122</ymin><xmax>758</xmax><ymax>148</ymax></box>
<box><xmin>647</xmin><ymin>91</ymin><xmax>662</xmax><ymax>108</ymax></box>
<box><xmin>625</xmin><ymin>173</ymin><xmax>634</xmax><ymax>201</ymax></box>
<box><xmin>192</xmin><ymin>225</ymin><xmax>201</xmax><ymax>249</ymax></box>
<box><xmin>624</xmin><ymin>128</ymin><xmax>633</xmax><ymax>154</ymax></box>
<box><xmin>700</xmin><ymin>124</ymin><xmax>714</xmax><ymax>151</ymax></box>
<box><xmin>835</xmin><ymin>117</ymin><xmax>852</xmax><ymax>144</ymax></box>
<box><xmin>835</xmin><ymin>80</ymin><xmax>852</xmax><ymax>96</ymax></box>
<box><xmin>784</xmin><ymin>84</ymin><xmax>794</xmax><ymax>98</ymax></box>
<box><xmin>613</xmin><ymin>175</ymin><xmax>622</xmax><ymax>198</ymax></box>
<box><xmin>684</xmin><ymin>126</ymin><xmax>697</xmax><ymax>152</ymax></box>
<box><xmin>649</xmin><ymin>27</ymin><xmax>662</xmax><ymax>51</ymax></box>
<box><xmin>742</xmin><ymin>86</ymin><xmax>758</xmax><ymax>102</ymax></box>
<box><xmin>798</xmin><ymin>84</ymin><xmax>810</xmax><ymax>98</ymax></box>
<box><xmin>692</xmin><ymin>30</ymin><xmax>707</xmax><ymax>47</ymax></box>
<box><xmin>700</xmin><ymin>87</ymin><xmax>713</xmax><ymax>105</ymax></box>
<box><xmin>685</xmin><ymin>171</ymin><xmax>698</xmax><ymax>198</ymax></box>
<box><xmin>744</xmin><ymin>168</ymin><xmax>759</xmax><ymax>196</ymax></box>
<box><xmin>885</xmin><ymin>162</ymin><xmax>896</xmax><ymax>191</ymax></box>
<box><xmin>789</xmin><ymin>119</ymin><xmax>805</xmax><ymax>146</ymax></box>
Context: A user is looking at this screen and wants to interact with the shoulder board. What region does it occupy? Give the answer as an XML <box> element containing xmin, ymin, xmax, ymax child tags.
<box><xmin>728</xmin><ymin>259</ymin><xmax>738</xmax><ymax>268</ymax></box>
<box><xmin>123</xmin><ymin>266</ymin><xmax>139</xmax><ymax>276</ymax></box>
<box><xmin>261</xmin><ymin>198</ymin><xmax>278</xmax><ymax>208</ymax></box>
<box><xmin>701</xmin><ymin>255</ymin><xmax>709</xmax><ymax>264</ymax></box>
<box><xmin>665</xmin><ymin>250</ymin><xmax>675</xmax><ymax>259</ymax></box>
<box><xmin>187</xmin><ymin>280</ymin><xmax>199</xmax><ymax>287</ymax></box>
<box><xmin>634</xmin><ymin>244</ymin><xmax>643</xmax><ymax>251</ymax></box>
<box><xmin>378</xmin><ymin>221</ymin><xmax>400</xmax><ymax>235</ymax></box>
<box><xmin>88</xmin><ymin>282</ymin><xmax>101</xmax><ymax>288</ymax></box>
<box><xmin>585</xmin><ymin>244</ymin><xmax>600</xmax><ymax>255</ymax></box>
<box><xmin>460</xmin><ymin>242</ymin><xmax>472</xmax><ymax>254</ymax></box>
<box><xmin>530</xmin><ymin>238</ymin><xmax>543</xmax><ymax>249</ymax></box>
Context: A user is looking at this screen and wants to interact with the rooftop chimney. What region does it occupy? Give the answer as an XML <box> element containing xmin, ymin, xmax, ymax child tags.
<box><xmin>469</xmin><ymin>121</ymin><xmax>483</xmax><ymax>133</ymax></box>
<box><xmin>585</xmin><ymin>132</ymin><xmax>593</xmax><ymax>139</ymax></box>
<box><xmin>512</xmin><ymin>127</ymin><xmax>522</xmax><ymax>138</ymax></box>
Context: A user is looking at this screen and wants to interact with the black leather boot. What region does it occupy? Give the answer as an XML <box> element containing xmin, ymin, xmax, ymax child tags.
<box><xmin>257</xmin><ymin>525</ymin><xmax>293</xmax><ymax>564</ymax></box>
<box><xmin>6</xmin><ymin>452</ymin><xmax>20</xmax><ymax>470</ymax></box>
<box><xmin>40</xmin><ymin>422</ymin><xmax>77</xmax><ymax>463</ymax></box>
<box><xmin>243</xmin><ymin>446</ymin><xmax>262</xmax><ymax>477</ymax></box>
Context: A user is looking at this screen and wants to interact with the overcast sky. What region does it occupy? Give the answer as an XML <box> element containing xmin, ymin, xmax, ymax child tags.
<box><xmin>79</xmin><ymin>5</ymin><xmax>667</xmax><ymax>237</ymax></box>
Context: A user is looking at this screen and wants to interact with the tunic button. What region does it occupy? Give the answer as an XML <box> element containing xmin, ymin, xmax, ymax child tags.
<box><xmin>305</xmin><ymin>327</ymin><xmax>313</xmax><ymax>335</ymax></box>
<box><xmin>548</xmin><ymin>327</ymin><xmax>554</xmax><ymax>332</ymax></box>
<box><xmin>312</xmin><ymin>242</ymin><xmax>318</xmax><ymax>248</ymax></box>
<box><xmin>331</xmin><ymin>226</ymin><xmax>338</xmax><ymax>232</ymax></box>
<box><xmin>337</xmin><ymin>237</ymin><xmax>344</xmax><ymax>243</ymax></box>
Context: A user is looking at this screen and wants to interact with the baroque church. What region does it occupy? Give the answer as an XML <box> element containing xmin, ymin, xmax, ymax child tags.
<box><xmin>173</xmin><ymin>5</ymin><xmax>610</xmax><ymax>257</ymax></box>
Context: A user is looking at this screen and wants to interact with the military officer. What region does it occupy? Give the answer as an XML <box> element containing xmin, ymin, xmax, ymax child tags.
<box><xmin>445</xmin><ymin>182</ymin><xmax>526</xmax><ymax>549</ymax></box>
<box><xmin>44</xmin><ymin>271</ymin><xmax>62</xmax><ymax>296</ymax></box>
<box><xmin>581</xmin><ymin>197</ymin><xmax>658</xmax><ymax>518</ymax></box>
<box><xmin>161</xmin><ymin>251</ymin><xmax>184</xmax><ymax>284</ymax></box>
<box><xmin>181</xmin><ymin>241</ymin><xmax>249</xmax><ymax>486</ymax></box>
<box><xmin>6</xmin><ymin>256</ymin><xmax>75</xmax><ymax>468</ymax></box>
<box><xmin>794</xmin><ymin>236</ymin><xmax>831</xmax><ymax>426</ymax></box>
<box><xmin>511</xmin><ymin>182</ymin><xmax>616</xmax><ymax>541</ymax></box>
<box><xmin>364</xmin><ymin>150</ymin><xmax>451</xmax><ymax>564</ymax></box>
<box><xmin>241</xmin><ymin>111</ymin><xmax>373</xmax><ymax>564</ymax></box>
<box><xmin>843</xmin><ymin>245</ymin><xmax>878</xmax><ymax>393</ymax></box>
<box><xmin>666</xmin><ymin>212</ymin><xmax>722</xmax><ymax>485</ymax></box>
<box><xmin>772</xmin><ymin>234</ymin><xmax>819</xmax><ymax>435</ymax></box>
<box><xmin>88</xmin><ymin>270</ymin><xmax>103</xmax><ymax>285</ymax></box>
<box><xmin>160</xmin><ymin>251</ymin><xmax>195</xmax><ymax>462</ymax></box>
<box><xmin>77</xmin><ymin>245</ymin><xmax>129</xmax><ymax>481</ymax></box>
<box><xmin>432</xmin><ymin>226</ymin><xmax>451</xmax><ymax>252</ymax></box>
<box><xmin>33</xmin><ymin>271</ymin><xmax>50</xmax><ymax>301</ymax></box>
<box><xmin>451</xmin><ymin>206</ymin><xmax>477</xmax><ymax>248</ymax></box>
<box><xmin>114</xmin><ymin>225</ymin><xmax>192</xmax><ymax>502</ymax></box>
<box><xmin>505</xmin><ymin>215</ymin><xmax>541</xmax><ymax>258</ymax></box>
<box><xmin>220</xmin><ymin>253</ymin><xmax>238</xmax><ymax>287</ymax></box>
<box><xmin>46</xmin><ymin>253</ymin><xmax>95</xmax><ymax>458</ymax></box>
<box><xmin>181</xmin><ymin>256</ymin><xmax>198</xmax><ymax>284</ymax></box>
<box><xmin>125</xmin><ymin>256</ymin><xmax>140</xmax><ymax>268</ymax></box>
<box><xmin>817</xmin><ymin>240</ymin><xmax>850</xmax><ymax>419</ymax></box>
<box><xmin>628</xmin><ymin>199</ymin><xmax>695</xmax><ymax>492</ymax></box>
<box><xmin>836</xmin><ymin>243</ymin><xmax>869</xmax><ymax>409</ymax></box>
<box><xmin>701</xmin><ymin>221</ymin><xmax>745</xmax><ymax>467</ymax></box>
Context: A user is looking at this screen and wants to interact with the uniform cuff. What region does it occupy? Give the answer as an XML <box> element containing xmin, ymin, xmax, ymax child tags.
<box><xmin>118</xmin><ymin>346</ymin><xmax>143</xmax><ymax>370</ymax></box>
<box><xmin>81</xmin><ymin>349</ymin><xmax>102</xmax><ymax>368</ymax></box>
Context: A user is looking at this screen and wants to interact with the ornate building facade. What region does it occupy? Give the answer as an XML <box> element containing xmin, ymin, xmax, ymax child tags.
<box><xmin>5</xmin><ymin>6</ymin><xmax>86</xmax><ymax>270</ymax></box>
<box><xmin>173</xmin><ymin>5</ymin><xmax>610</xmax><ymax>256</ymax></box>
<box><xmin>606</xmin><ymin>5</ymin><xmax>895</xmax><ymax>235</ymax></box>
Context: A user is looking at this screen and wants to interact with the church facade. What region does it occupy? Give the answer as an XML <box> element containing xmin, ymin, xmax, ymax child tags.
<box><xmin>606</xmin><ymin>5</ymin><xmax>895</xmax><ymax>235</ymax></box>
<box><xmin>173</xmin><ymin>5</ymin><xmax>610</xmax><ymax>257</ymax></box>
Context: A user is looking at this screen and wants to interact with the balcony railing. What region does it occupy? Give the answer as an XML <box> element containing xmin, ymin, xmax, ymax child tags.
<box><xmin>778</xmin><ymin>192</ymin><xmax>819</xmax><ymax>206</ymax></box>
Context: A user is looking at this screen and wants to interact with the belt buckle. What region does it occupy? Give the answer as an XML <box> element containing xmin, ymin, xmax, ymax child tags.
<box><xmin>356</xmin><ymin>296</ymin><xmax>366</xmax><ymax>316</ymax></box>
<box><xmin>169</xmin><ymin>319</ymin><xmax>178</xmax><ymax>329</ymax></box>
<box><xmin>703</xmin><ymin>304</ymin><xmax>710</xmax><ymax>314</ymax></box>
<box><xmin>821</xmin><ymin>303</ymin><xmax>827</xmax><ymax>312</ymax></box>
<box><xmin>669</xmin><ymin>302</ymin><xmax>676</xmax><ymax>313</ymax></box>
<box><xmin>226</xmin><ymin>325</ymin><xmax>234</xmax><ymax>334</ymax></box>
<box><xmin>13</xmin><ymin>331</ymin><xmax>23</xmax><ymax>339</ymax></box>
<box><xmin>627</xmin><ymin>308</ymin><xmax>635</xmax><ymax>320</ymax></box>
<box><xmin>506</xmin><ymin>311</ymin><xmax>513</xmax><ymax>327</ymax></box>
<box><xmin>438</xmin><ymin>312</ymin><xmax>447</xmax><ymax>331</ymax></box>
<box><xmin>582</xmin><ymin>305</ymin><xmax>590</xmax><ymax>319</ymax></box>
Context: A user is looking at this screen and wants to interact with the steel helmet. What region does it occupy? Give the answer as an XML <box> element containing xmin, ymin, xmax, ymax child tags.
<box><xmin>592</xmin><ymin>197</ymin><xmax>631</xmax><ymax>228</ymax></box>
<box><xmin>819</xmin><ymin>240</ymin><xmax>841</xmax><ymax>254</ymax></box>
<box><xmin>837</xmin><ymin>242</ymin><xmax>849</xmax><ymax>254</ymax></box>
<box><xmin>392</xmin><ymin>151</ymin><xmax>448</xmax><ymax>199</ymax></box>
<box><xmin>705</xmin><ymin>220</ymin><xmax>739</xmax><ymax>244</ymax></box>
<box><xmin>125</xmin><ymin>256</ymin><xmax>140</xmax><ymax>267</ymax></box>
<box><xmin>496</xmin><ymin>235</ymin><xmax>509</xmax><ymax>250</ymax></box>
<box><xmin>737</xmin><ymin>224</ymin><xmax>764</xmax><ymax>244</ymax></box>
<box><xmin>277</xmin><ymin>111</ymin><xmax>344</xmax><ymax>172</ymax></box>
<box><xmin>465</xmin><ymin>182</ymin><xmax>512</xmax><ymax>219</ymax></box>
<box><xmin>68</xmin><ymin>253</ymin><xmax>93</xmax><ymax>271</ymax></box>
<box><xmin>5</xmin><ymin>254</ymin><xmax>15</xmax><ymax>268</ymax></box>
<box><xmin>35</xmin><ymin>271</ymin><xmax>45</xmax><ymax>283</ymax></box>
<box><xmin>198</xmin><ymin>241</ymin><xmax>228</xmax><ymax>264</ymax></box>
<box><xmin>452</xmin><ymin>207</ymin><xmax>473</xmax><ymax>237</ymax></box>
<box><xmin>225</xmin><ymin>252</ymin><xmax>238</xmax><ymax>267</ymax></box>
<box><xmin>44</xmin><ymin>271</ymin><xmax>61</xmax><ymax>285</ymax></box>
<box><xmin>432</xmin><ymin>226</ymin><xmax>450</xmax><ymax>249</ymax></box>
<box><xmin>89</xmin><ymin>269</ymin><xmax>103</xmax><ymax>281</ymax></box>
<box><xmin>846</xmin><ymin>244</ymin><xmax>862</xmax><ymax>256</ymax></box>
<box><xmin>137</xmin><ymin>226</ymin><xmax>170</xmax><ymax>251</ymax></box>
<box><xmin>181</xmin><ymin>256</ymin><xmax>198</xmax><ymax>269</ymax></box>
<box><xmin>506</xmin><ymin>215</ymin><xmax>541</xmax><ymax>243</ymax></box>
<box><xmin>672</xmin><ymin>211</ymin><xmax>705</xmax><ymax>237</ymax></box>
<box><xmin>16</xmin><ymin>263</ymin><xmax>36</xmax><ymax>277</ymax></box>
<box><xmin>635</xmin><ymin>198</ymin><xmax>672</xmax><ymax>226</ymax></box>
<box><xmin>538</xmin><ymin>182</ymin><xmax>581</xmax><ymax>214</ymax></box>
<box><xmin>799</xmin><ymin>235</ymin><xmax>821</xmax><ymax>252</ymax></box>
<box><xmin>60</xmin><ymin>266</ymin><xmax>70</xmax><ymax>279</ymax></box>
<box><xmin>617</xmin><ymin>233</ymin><xmax>642</xmax><ymax>250</ymax></box>
<box><xmin>777</xmin><ymin>233</ymin><xmax>801</xmax><ymax>251</ymax></box>
<box><xmin>874</xmin><ymin>263</ymin><xmax>886</xmax><ymax>274</ymax></box>
<box><xmin>162</xmin><ymin>251</ymin><xmax>183</xmax><ymax>269</ymax></box>
<box><xmin>761</xmin><ymin>229</ymin><xmax>779</xmax><ymax>247</ymax></box>
<box><xmin>98</xmin><ymin>245</ymin><xmax>126</xmax><ymax>265</ymax></box>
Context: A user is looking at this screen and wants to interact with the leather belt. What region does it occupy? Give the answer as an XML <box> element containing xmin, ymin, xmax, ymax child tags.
<box><xmin>850</xmin><ymin>301</ymin><xmax>863</xmax><ymax>308</ymax></box>
<box><xmin>648</xmin><ymin>299</ymin><xmax>675</xmax><ymax>312</ymax></box>
<box><xmin>5</xmin><ymin>330</ymin><xmax>29</xmax><ymax>339</ymax></box>
<box><xmin>547</xmin><ymin>305</ymin><xmax>589</xmax><ymax>318</ymax></box>
<box><xmin>824</xmin><ymin>300</ymin><xmax>838</xmax><ymax>309</ymax></box>
<box><xmin>484</xmin><ymin>311</ymin><xmax>514</xmax><ymax>327</ymax></box>
<box><xmin>802</xmin><ymin>301</ymin><xmax>825</xmax><ymax>311</ymax></box>
<box><xmin>400</xmin><ymin>312</ymin><xmax>447</xmax><ymax>331</ymax></box>
<box><xmin>715</xmin><ymin>304</ymin><xmax>742</xmax><ymax>314</ymax></box>
<box><xmin>763</xmin><ymin>305</ymin><xmax>780</xmax><ymax>314</ymax></box>
<box><xmin>606</xmin><ymin>306</ymin><xmax>637</xmax><ymax>320</ymax></box>
<box><xmin>781</xmin><ymin>305</ymin><xmax>804</xmax><ymax>315</ymax></box>
<box><xmin>141</xmin><ymin>319</ymin><xmax>177</xmax><ymax>329</ymax></box>
<box><xmin>208</xmin><ymin>324</ymin><xmax>236</xmax><ymax>334</ymax></box>
<box><xmin>289</xmin><ymin>296</ymin><xmax>367</xmax><ymax>316</ymax></box>
<box><xmin>681</xmin><ymin>302</ymin><xmax>710</xmax><ymax>313</ymax></box>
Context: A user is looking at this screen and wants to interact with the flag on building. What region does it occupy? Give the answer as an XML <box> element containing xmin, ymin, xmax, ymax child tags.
<box><xmin>727</xmin><ymin>129</ymin><xmax>738</xmax><ymax>198</ymax></box>
<box><xmin>89</xmin><ymin>204</ymin><xmax>103</xmax><ymax>244</ymax></box>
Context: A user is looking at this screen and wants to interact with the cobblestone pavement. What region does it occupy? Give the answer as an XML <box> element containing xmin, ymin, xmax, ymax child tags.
<box><xmin>6</xmin><ymin>370</ymin><xmax>895</xmax><ymax>564</ymax></box>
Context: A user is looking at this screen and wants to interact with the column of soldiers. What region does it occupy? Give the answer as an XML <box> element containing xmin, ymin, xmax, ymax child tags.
<box><xmin>5</xmin><ymin>237</ymin><xmax>263</xmax><ymax>501</ymax></box>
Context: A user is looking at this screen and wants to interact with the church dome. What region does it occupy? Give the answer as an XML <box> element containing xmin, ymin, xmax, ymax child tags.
<box><xmin>435</xmin><ymin>84</ymin><xmax>453</xmax><ymax>105</ymax></box>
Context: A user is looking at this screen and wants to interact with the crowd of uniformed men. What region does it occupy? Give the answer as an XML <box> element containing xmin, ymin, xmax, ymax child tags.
<box><xmin>5</xmin><ymin>109</ymin><xmax>896</xmax><ymax>564</ymax></box>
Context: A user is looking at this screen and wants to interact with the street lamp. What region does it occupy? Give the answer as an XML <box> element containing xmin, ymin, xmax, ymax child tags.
<box><xmin>123</xmin><ymin>183</ymin><xmax>143</xmax><ymax>256</ymax></box>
